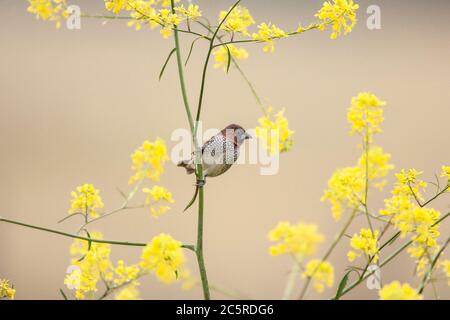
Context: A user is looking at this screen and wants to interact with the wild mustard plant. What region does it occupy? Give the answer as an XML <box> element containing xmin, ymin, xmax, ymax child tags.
<box><xmin>0</xmin><ymin>0</ymin><xmax>448</xmax><ymax>301</ymax></box>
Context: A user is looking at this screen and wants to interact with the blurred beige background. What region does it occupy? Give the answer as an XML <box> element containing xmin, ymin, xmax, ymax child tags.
<box><xmin>1</xmin><ymin>0</ymin><xmax>449</xmax><ymax>299</ymax></box>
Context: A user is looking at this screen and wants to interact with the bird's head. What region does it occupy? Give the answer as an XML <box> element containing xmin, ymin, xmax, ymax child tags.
<box><xmin>222</xmin><ymin>124</ymin><xmax>252</xmax><ymax>146</ymax></box>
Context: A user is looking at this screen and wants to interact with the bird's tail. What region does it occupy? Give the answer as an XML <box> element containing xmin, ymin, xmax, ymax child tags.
<box><xmin>177</xmin><ymin>160</ymin><xmax>195</xmax><ymax>175</ymax></box>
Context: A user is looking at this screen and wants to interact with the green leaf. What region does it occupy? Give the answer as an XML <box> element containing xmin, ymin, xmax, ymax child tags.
<box><xmin>333</xmin><ymin>270</ymin><xmax>353</xmax><ymax>300</ymax></box>
<box><xmin>225</xmin><ymin>45</ymin><xmax>232</xmax><ymax>74</ymax></box>
<box><xmin>159</xmin><ymin>48</ymin><xmax>177</xmax><ymax>81</ymax></box>
<box><xmin>59</xmin><ymin>289</ymin><xmax>68</xmax><ymax>300</ymax></box>
<box><xmin>183</xmin><ymin>186</ymin><xmax>199</xmax><ymax>212</ymax></box>
<box><xmin>185</xmin><ymin>37</ymin><xmax>203</xmax><ymax>66</ymax></box>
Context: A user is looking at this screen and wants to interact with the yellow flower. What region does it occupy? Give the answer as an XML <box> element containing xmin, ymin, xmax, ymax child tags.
<box><xmin>441</xmin><ymin>260</ymin><xmax>450</xmax><ymax>286</ymax></box>
<box><xmin>27</xmin><ymin>0</ymin><xmax>69</xmax><ymax>28</ymax></box>
<box><xmin>315</xmin><ymin>0</ymin><xmax>359</xmax><ymax>39</ymax></box>
<box><xmin>65</xmin><ymin>231</ymin><xmax>113</xmax><ymax>300</ymax></box>
<box><xmin>357</xmin><ymin>146</ymin><xmax>394</xmax><ymax>182</ymax></box>
<box><xmin>378</xmin><ymin>281</ymin><xmax>423</xmax><ymax>300</ymax></box>
<box><xmin>255</xmin><ymin>107</ymin><xmax>294</xmax><ymax>155</ymax></box>
<box><xmin>347</xmin><ymin>92</ymin><xmax>386</xmax><ymax>142</ymax></box>
<box><xmin>252</xmin><ymin>23</ymin><xmax>288</xmax><ymax>53</ymax></box>
<box><xmin>380</xmin><ymin>169</ymin><xmax>441</xmax><ymax>276</ymax></box>
<box><xmin>0</xmin><ymin>279</ymin><xmax>16</xmax><ymax>299</ymax></box>
<box><xmin>179</xmin><ymin>269</ymin><xmax>197</xmax><ymax>290</ymax></box>
<box><xmin>140</xmin><ymin>233</ymin><xmax>185</xmax><ymax>284</ymax></box>
<box><xmin>113</xmin><ymin>260</ymin><xmax>141</xmax><ymax>286</ymax></box>
<box><xmin>268</xmin><ymin>222</ymin><xmax>324</xmax><ymax>259</ymax></box>
<box><xmin>321</xmin><ymin>166</ymin><xmax>364</xmax><ymax>220</ymax></box>
<box><xmin>105</xmin><ymin>0</ymin><xmax>128</xmax><ymax>14</ymax></box>
<box><xmin>175</xmin><ymin>4</ymin><xmax>202</xmax><ymax>20</ymax></box>
<box><xmin>441</xmin><ymin>165</ymin><xmax>450</xmax><ymax>181</ymax></box>
<box><xmin>347</xmin><ymin>228</ymin><xmax>379</xmax><ymax>263</ymax></box>
<box><xmin>142</xmin><ymin>185</ymin><xmax>174</xmax><ymax>218</ymax></box>
<box><xmin>303</xmin><ymin>260</ymin><xmax>334</xmax><ymax>293</ymax></box>
<box><xmin>129</xmin><ymin>138</ymin><xmax>169</xmax><ymax>184</ymax></box>
<box><xmin>115</xmin><ymin>285</ymin><xmax>141</xmax><ymax>300</ymax></box>
<box><xmin>213</xmin><ymin>45</ymin><xmax>249</xmax><ymax>71</ymax></box>
<box><xmin>68</xmin><ymin>184</ymin><xmax>104</xmax><ymax>218</ymax></box>
<box><xmin>219</xmin><ymin>5</ymin><xmax>255</xmax><ymax>36</ymax></box>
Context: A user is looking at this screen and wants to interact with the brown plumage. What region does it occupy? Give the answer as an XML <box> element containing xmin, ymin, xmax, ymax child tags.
<box><xmin>178</xmin><ymin>124</ymin><xmax>251</xmax><ymax>179</ymax></box>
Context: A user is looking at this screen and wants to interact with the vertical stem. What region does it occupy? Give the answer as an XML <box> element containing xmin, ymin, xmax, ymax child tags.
<box><xmin>282</xmin><ymin>260</ymin><xmax>300</xmax><ymax>300</ymax></box>
<box><xmin>196</xmin><ymin>187</ymin><xmax>210</xmax><ymax>299</ymax></box>
<box><xmin>298</xmin><ymin>209</ymin><xmax>356</xmax><ymax>299</ymax></box>
<box><xmin>170</xmin><ymin>0</ymin><xmax>210</xmax><ymax>300</ymax></box>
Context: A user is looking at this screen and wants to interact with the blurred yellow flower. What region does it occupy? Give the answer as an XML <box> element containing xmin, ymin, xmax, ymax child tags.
<box><xmin>315</xmin><ymin>0</ymin><xmax>359</xmax><ymax>39</ymax></box>
<box><xmin>255</xmin><ymin>107</ymin><xmax>294</xmax><ymax>155</ymax></box>
<box><xmin>252</xmin><ymin>23</ymin><xmax>288</xmax><ymax>53</ymax></box>
<box><xmin>65</xmin><ymin>231</ymin><xmax>113</xmax><ymax>300</ymax></box>
<box><xmin>347</xmin><ymin>92</ymin><xmax>386</xmax><ymax>142</ymax></box>
<box><xmin>68</xmin><ymin>184</ymin><xmax>104</xmax><ymax>218</ymax></box>
<box><xmin>378</xmin><ymin>281</ymin><xmax>422</xmax><ymax>300</ymax></box>
<box><xmin>380</xmin><ymin>168</ymin><xmax>441</xmax><ymax>275</ymax></box>
<box><xmin>219</xmin><ymin>5</ymin><xmax>255</xmax><ymax>36</ymax></box>
<box><xmin>115</xmin><ymin>285</ymin><xmax>141</xmax><ymax>300</ymax></box>
<box><xmin>140</xmin><ymin>233</ymin><xmax>185</xmax><ymax>284</ymax></box>
<box><xmin>175</xmin><ymin>4</ymin><xmax>202</xmax><ymax>20</ymax></box>
<box><xmin>441</xmin><ymin>260</ymin><xmax>450</xmax><ymax>286</ymax></box>
<box><xmin>321</xmin><ymin>166</ymin><xmax>364</xmax><ymax>220</ymax></box>
<box><xmin>441</xmin><ymin>165</ymin><xmax>450</xmax><ymax>181</ymax></box>
<box><xmin>303</xmin><ymin>260</ymin><xmax>334</xmax><ymax>293</ymax></box>
<box><xmin>213</xmin><ymin>45</ymin><xmax>249</xmax><ymax>71</ymax></box>
<box><xmin>27</xmin><ymin>0</ymin><xmax>69</xmax><ymax>28</ymax></box>
<box><xmin>347</xmin><ymin>228</ymin><xmax>379</xmax><ymax>263</ymax></box>
<box><xmin>129</xmin><ymin>138</ymin><xmax>169</xmax><ymax>184</ymax></box>
<box><xmin>0</xmin><ymin>279</ymin><xmax>15</xmax><ymax>300</ymax></box>
<box><xmin>268</xmin><ymin>222</ymin><xmax>324</xmax><ymax>259</ymax></box>
<box><xmin>142</xmin><ymin>185</ymin><xmax>174</xmax><ymax>218</ymax></box>
<box><xmin>113</xmin><ymin>260</ymin><xmax>141</xmax><ymax>286</ymax></box>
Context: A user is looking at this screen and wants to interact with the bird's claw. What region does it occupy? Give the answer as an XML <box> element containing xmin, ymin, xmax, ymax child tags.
<box><xmin>195</xmin><ymin>179</ymin><xmax>206</xmax><ymax>187</ymax></box>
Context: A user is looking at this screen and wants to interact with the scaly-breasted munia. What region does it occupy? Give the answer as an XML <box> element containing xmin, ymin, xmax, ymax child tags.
<box><xmin>178</xmin><ymin>124</ymin><xmax>252</xmax><ymax>181</ymax></box>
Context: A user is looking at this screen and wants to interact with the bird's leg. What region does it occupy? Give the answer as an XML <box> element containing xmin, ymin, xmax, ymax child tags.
<box><xmin>195</xmin><ymin>179</ymin><xmax>206</xmax><ymax>187</ymax></box>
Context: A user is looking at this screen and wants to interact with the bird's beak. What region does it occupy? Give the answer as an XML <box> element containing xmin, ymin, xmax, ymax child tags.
<box><xmin>244</xmin><ymin>132</ymin><xmax>252</xmax><ymax>140</ymax></box>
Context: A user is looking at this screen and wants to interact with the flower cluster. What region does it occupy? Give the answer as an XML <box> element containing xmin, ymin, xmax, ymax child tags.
<box><xmin>64</xmin><ymin>231</ymin><xmax>187</xmax><ymax>299</ymax></box>
<box><xmin>378</xmin><ymin>281</ymin><xmax>422</xmax><ymax>300</ymax></box>
<box><xmin>129</xmin><ymin>138</ymin><xmax>169</xmax><ymax>184</ymax></box>
<box><xmin>268</xmin><ymin>222</ymin><xmax>324</xmax><ymax>259</ymax></box>
<box><xmin>255</xmin><ymin>107</ymin><xmax>294</xmax><ymax>155</ymax></box>
<box><xmin>64</xmin><ymin>232</ymin><xmax>113</xmax><ymax>299</ymax></box>
<box><xmin>213</xmin><ymin>44</ymin><xmax>249</xmax><ymax>71</ymax></box>
<box><xmin>322</xmin><ymin>93</ymin><xmax>393</xmax><ymax>220</ymax></box>
<box><xmin>347</xmin><ymin>228</ymin><xmax>379</xmax><ymax>263</ymax></box>
<box><xmin>0</xmin><ymin>279</ymin><xmax>15</xmax><ymax>300</ymax></box>
<box><xmin>380</xmin><ymin>169</ymin><xmax>442</xmax><ymax>275</ymax></box>
<box><xmin>315</xmin><ymin>0</ymin><xmax>359</xmax><ymax>39</ymax></box>
<box><xmin>27</xmin><ymin>0</ymin><xmax>69</xmax><ymax>28</ymax></box>
<box><xmin>140</xmin><ymin>233</ymin><xmax>186</xmax><ymax>284</ymax></box>
<box><xmin>219</xmin><ymin>5</ymin><xmax>255</xmax><ymax>36</ymax></box>
<box><xmin>68</xmin><ymin>184</ymin><xmax>104</xmax><ymax>218</ymax></box>
<box><xmin>252</xmin><ymin>23</ymin><xmax>288</xmax><ymax>53</ymax></box>
<box><xmin>347</xmin><ymin>92</ymin><xmax>386</xmax><ymax>142</ymax></box>
<box><xmin>142</xmin><ymin>185</ymin><xmax>174</xmax><ymax>218</ymax></box>
<box><xmin>302</xmin><ymin>260</ymin><xmax>334</xmax><ymax>293</ymax></box>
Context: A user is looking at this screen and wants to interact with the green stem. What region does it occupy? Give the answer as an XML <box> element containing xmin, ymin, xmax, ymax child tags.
<box><xmin>418</xmin><ymin>236</ymin><xmax>450</xmax><ymax>294</ymax></box>
<box><xmin>0</xmin><ymin>216</ymin><xmax>195</xmax><ymax>251</ymax></box>
<box><xmin>298</xmin><ymin>209</ymin><xmax>357</xmax><ymax>299</ymax></box>
<box><xmin>170</xmin><ymin>0</ymin><xmax>210</xmax><ymax>300</ymax></box>
<box><xmin>194</xmin><ymin>0</ymin><xmax>242</xmax><ymax>135</ymax></box>
<box><xmin>282</xmin><ymin>260</ymin><xmax>301</xmax><ymax>300</ymax></box>
<box><xmin>336</xmin><ymin>211</ymin><xmax>450</xmax><ymax>298</ymax></box>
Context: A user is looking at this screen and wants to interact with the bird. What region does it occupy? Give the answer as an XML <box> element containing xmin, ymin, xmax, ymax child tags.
<box><xmin>178</xmin><ymin>124</ymin><xmax>251</xmax><ymax>211</ymax></box>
